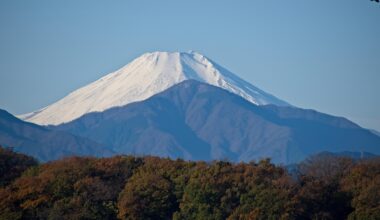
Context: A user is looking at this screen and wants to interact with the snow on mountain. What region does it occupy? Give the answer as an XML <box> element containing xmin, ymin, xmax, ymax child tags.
<box><xmin>19</xmin><ymin>51</ymin><xmax>290</xmax><ymax>125</ymax></box>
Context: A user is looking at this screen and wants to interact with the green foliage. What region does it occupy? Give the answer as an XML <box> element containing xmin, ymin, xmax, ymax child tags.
<box><xmin>174</xmin><ymin>161</ymin><xmax>237</xmax><ymax>220</ymax></box>
<box><xmin>117</xmin><ymin>157</ymin><xmax>195</xmax><ymax>220</ymax></box>
<box><xmin>1</xmin><ymin>149</ymin><xmax>380</xmax><ymax>220</ymax></box>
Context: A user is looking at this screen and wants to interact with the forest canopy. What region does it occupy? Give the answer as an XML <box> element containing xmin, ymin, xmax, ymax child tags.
<box><xmin>0</xmin><ymin>146</ymin><xmax>379</xmax><ymax>220</ymax></box>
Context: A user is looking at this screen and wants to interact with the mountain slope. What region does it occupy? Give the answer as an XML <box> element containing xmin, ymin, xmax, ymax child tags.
<box><xmin>370</xmin><ymin>129</ymin><xmax>380</xmax><ymax>137</ymax></box>
<box><xmin>53</xmin><ymin>80</ymin><xmax>380</xmax><ymax>164</ymax></box>
<box><xmin>20</xmin><ymin>51</ymin><xmax>289</xmax><ymax>125</ymax></box>
<box><xmin>0</xmin><ymin>109</ymin><xmax>113</xmax><ymax>161</ymax></box>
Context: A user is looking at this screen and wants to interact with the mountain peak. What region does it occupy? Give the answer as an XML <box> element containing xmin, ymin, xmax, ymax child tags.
<box><xmin>20</xmin><ymin>51</ymin><xmax>290</xmax><ymax>125</ymax></box>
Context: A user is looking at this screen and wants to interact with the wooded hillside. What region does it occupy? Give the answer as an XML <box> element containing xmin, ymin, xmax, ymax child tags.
<box><xmin>0</xmin><ymin>147</ymin><xmax>379</xmax><ymax>220</ymax></box>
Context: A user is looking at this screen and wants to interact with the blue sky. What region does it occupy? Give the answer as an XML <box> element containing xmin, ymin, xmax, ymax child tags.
<box><xmin>0</xmin><ymin>0</ymin><xmax>379</xmax><ymax>130</ymax></box>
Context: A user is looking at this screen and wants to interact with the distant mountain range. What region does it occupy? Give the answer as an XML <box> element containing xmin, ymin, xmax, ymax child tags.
<box><xmin>1</xmin><ymin>51</ymin><xmax>378</xmax><ymax>163</ymax></box>
<box><xmin>0</xmin><ymin>109</ymin><xmax>113</xmax><ymax>161</ymax></box>
<box><xmin>316</xmin><ymin>151</ymin><xmax>379</xmax><ymax>160</ymax></box>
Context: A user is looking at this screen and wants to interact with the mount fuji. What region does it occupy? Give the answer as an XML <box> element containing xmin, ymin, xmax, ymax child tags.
<box><xmin>19</xmin><ymin>51</ymin><xmax>289</xmax><ymax>125</ymax></box>
<box><xmin>2</xmin><ymin>51</ymin><xmax>378</xmax><ymax>163</ymax></box>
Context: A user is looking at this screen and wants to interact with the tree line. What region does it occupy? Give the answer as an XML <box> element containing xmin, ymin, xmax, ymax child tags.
<box><xmin>0</xmin><ymin>146</ymin><xmax>379</xmax><ymax>220</ymax></box>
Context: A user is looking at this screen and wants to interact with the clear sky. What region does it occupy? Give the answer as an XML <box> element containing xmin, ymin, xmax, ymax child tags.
<box><xmin>0</xmin><ymin>0</ymin><xmax>379</xmax><ymax>130</ymax></box>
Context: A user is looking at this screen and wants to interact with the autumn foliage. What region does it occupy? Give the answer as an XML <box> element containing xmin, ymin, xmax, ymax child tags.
<box><xmin>0</xmin><ymin>147</ymin><xmax>379</xmax><ymax>220</ymax></box>
<box><xmin>0</xmin><ymin>147</ymin><xmax>38</xmax><ymax>187</ymax></box>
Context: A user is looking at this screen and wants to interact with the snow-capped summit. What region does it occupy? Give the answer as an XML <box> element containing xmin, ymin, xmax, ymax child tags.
<box><xmin>20</xmin><ymin>51</ymin><xmax>290</xmax><ymax>125</ymax></box>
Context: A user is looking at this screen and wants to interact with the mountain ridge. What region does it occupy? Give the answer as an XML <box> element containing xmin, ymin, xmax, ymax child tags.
<box><xmin>53</xmin><ymin>80</ymin><xmax>380</xmax><ymax>164</ymax></box>
<box><xmin>19</xmin><ymin>51</ymin><xmax>289</xmax><ymax>125</ymax></box>
<box><xmin>0</xmin><ymin>109</ymin><xmax>113</xmax><ymax>161</ymax></box>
